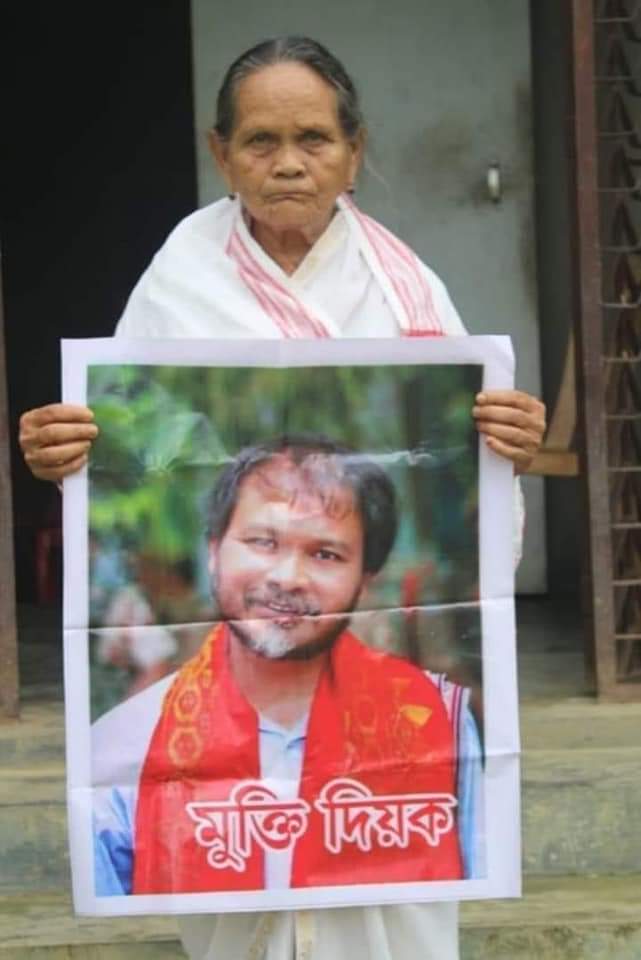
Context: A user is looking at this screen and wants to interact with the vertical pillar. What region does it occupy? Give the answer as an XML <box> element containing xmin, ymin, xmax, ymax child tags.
<box><xmin>571</xmin><ymin>0</ymin><xmax>618</xmax><ymax>696</ymax></box>
<box><xmin>0</xmin><ymin>266</ymin><xmax>19</xmax><ymax>718</ymax></box>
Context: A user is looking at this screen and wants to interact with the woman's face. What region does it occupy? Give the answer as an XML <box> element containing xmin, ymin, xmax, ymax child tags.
<box><xmin>209</xmin><ymin>62</ymin><xmax>363</xmax><ymax>239</ymax></box>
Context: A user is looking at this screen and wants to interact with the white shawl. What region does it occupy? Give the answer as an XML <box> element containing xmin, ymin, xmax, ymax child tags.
<box><xmin>115</xmin><ymin>196</ymin><xmax>465</xmax><ymax>341</ymax></box>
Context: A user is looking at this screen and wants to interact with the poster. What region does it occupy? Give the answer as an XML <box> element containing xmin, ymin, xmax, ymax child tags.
<box><xmin>62</xmin><ymin>336</ymin><xmax>520</xmax><ymax>916</ymax></box>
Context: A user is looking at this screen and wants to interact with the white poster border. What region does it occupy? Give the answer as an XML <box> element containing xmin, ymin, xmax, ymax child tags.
<box><xmin>62</xmin><ymin>335</ymin><xmax>520</xmax><ymax>915</ymax></box>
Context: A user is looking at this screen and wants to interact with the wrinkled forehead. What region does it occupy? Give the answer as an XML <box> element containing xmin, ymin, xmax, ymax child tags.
<box><xmin>237</xmin><ymin>453</ymin><xmax>359</xmax><ymax>522</ymax></box>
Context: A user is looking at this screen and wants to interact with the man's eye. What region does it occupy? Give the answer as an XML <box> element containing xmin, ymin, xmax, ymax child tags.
<box><xmin>245</xmin><ymin>537</ymin><xmax>276</xmax><ymax>549</ymax></box>
<box><xmin>314</xmin><ymin>549</ymin><xmax>343</xmax><ymax>562</ymax></box>
<box><xmin>301</xmin><ymin>131</ymin><xmax>326</xmax><ymax>144</ymax></box>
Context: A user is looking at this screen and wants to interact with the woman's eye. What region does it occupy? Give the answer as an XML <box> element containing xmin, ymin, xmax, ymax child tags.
<box><xmin>246</xmin><ymin>537</ymin><xmax>275</xmax><ymax>549</ymax></box>
<box><xmin>248</xmin><ymin>133</ymin><xmax>273</xmax><ymax>146</ymax></box>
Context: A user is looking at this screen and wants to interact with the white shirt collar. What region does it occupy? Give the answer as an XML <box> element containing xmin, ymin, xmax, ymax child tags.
<box><xmin>258</xmin><ymin>710</ymin><xmax>309</xmax><ymax>744</ymax></box>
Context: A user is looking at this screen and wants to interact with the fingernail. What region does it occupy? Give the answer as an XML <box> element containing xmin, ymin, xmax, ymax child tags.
<box><xmin>472</xmin><ymin>406</ymin><xmax>481</xmax><ymax>416</ymax></box>
<box><xmin>476</xmin><ymin>393</ymin><xmax>486</xmax><ymax>403</ymax></box>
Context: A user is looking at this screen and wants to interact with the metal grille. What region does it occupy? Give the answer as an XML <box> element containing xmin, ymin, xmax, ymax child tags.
<box><xmin>596</xmin><ymin>0</ymin><xmax>641</xmax><ymax>685</ymax></box>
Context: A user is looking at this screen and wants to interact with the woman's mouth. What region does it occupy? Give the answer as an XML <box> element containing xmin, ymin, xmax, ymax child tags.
<box><xmin>267</xmin><ymin>192</ymin><xmax>310</xmax><ymax>202</ymax></box>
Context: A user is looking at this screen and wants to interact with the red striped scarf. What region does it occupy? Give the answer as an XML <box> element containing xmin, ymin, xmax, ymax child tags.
<box><xmin>225</xmin><ymin>197</ymin><xmax>444</xmax><ymax>339</ymax></box>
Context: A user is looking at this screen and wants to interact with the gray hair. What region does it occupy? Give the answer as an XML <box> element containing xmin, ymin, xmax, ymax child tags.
<box><xmin>214</xmin><ymin>36</ymin><xmax>364</xmax><ymax>141</ymax></box>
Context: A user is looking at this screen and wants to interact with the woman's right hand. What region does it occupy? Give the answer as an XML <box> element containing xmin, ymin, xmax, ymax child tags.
<box><xmin>19</xmin><ymin>404</ymin><xmax>99</xmax><ymax>482</ymax></box>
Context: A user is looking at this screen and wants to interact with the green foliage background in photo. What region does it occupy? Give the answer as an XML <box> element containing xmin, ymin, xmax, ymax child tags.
<box><xmin>88</xmin><ymin>362</ymin><xmax>481</xmax><ymax>617</ymax></box>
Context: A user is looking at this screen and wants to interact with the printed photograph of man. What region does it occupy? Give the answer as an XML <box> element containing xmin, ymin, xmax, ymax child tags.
<box><xmin>92</xmin><ymin>434</ymin><xmax>484</xmax><ymax>896</ymax></box>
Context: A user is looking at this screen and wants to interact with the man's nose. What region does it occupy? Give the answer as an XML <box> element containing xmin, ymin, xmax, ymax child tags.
<box><xmin>267</xmin><ymin>550</ymin><xmax>308</xmax><ymax>591</ymax></box>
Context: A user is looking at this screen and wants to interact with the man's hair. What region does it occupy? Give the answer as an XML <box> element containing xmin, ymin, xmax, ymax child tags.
<box><xmin>214</xmin><ymin>36</ymin><xmax>363</xmax><ymax>141</ymax></box>
<box><xmin>206</xmin><ymin>434</ymin><xmax>397</xmax><ymax>575</ymax></box>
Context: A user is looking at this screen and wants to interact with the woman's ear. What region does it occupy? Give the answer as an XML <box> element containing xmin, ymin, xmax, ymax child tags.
<box><xmin>207</xmin><ymin>130</ymin><xmax>234</xmax><ymax>192</ymax></box>
<box><xmin>347</xmin><ymin>128</ymin><xmax>366</xmax><ymax>188</ymax></box>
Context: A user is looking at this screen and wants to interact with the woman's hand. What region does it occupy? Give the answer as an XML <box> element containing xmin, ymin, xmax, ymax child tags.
<box><xmin>472</xmin><ymin>390</ymin><xmax>546</xmax><ymax>474</ymax></box>
<box><xmin>19</xmin><ymin>404</ymin><xmax>98</xmax><ymax>482</ymax></box>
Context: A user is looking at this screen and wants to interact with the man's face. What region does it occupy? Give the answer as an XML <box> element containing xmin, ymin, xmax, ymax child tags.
<box><xmin>209</xmin><ymin>456</ymin><xmax>369</xmax><ymax>660</ymax></box>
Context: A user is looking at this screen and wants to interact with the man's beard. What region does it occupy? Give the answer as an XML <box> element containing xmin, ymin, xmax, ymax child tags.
<box><xmin>216</xmin><ymin>583</ymin><xmax>361</xmax><ymax>661</ymax></box>
<box><xmin>227</xmin><ymin>613</ymin><xmax>351</xmax><ymax>661</ymax></box>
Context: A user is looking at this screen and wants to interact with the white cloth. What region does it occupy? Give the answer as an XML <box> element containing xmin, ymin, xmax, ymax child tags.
<box><xmin>115</xmin><ymin>197</ymin><xmax>466</xmax><ymax>341</ymax></box>
<box><xmin>179</xmin><ymin>902</ymin><xmax>458</xmax><ymax>960</ymax></box>
<box><xmin>112</xmin><ymin>196</ymin><xmax>477</xmax><ymax>960</ymax></box>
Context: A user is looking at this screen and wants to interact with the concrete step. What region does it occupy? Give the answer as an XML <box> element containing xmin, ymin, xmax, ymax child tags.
<box><xmin>1</xmin><ymin>948</ymin><xmax>181</xmax><ymax>959</ymax></box>
<box><xmin>0</xmin><ymin>704</ymin><xmax>70</xmax><ymax>893</ymax></box>
<box><xmin>520</xmin><ymin>698</ymin><xmax>641</xmax><ymax>875</ymax></box>
<box><xmin>523</xmin><ymin>745</ymin><xmax>641</xmax><ymax>874</ymax></box>
<box><xmin>0</xmin><ymin>703</ymin><xmax>65</xmax><ymax>766</ymax></box>
<box><xmin>0</xmin><ymin>877</ymin><xmax>640</xmax><ymax>959</ymax></box>
<box><xmin>0</xmin><ymin>890</ymin><xmax>183</xmax><ymax>958</ymax></box>
<box><xmin>2</xmin><ymin>698</ymin><xmax>641</xmax><ymax>892</ymax></box>
<box><xmin>460</xmin><ymin>874</ymin><xmax>641</xmax><ymax>959</ymax></box>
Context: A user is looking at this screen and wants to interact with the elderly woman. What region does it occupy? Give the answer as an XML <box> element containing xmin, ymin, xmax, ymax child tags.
<box><xmin>19</xmin><ymin>35</ymin><xmax>545</xmax><ymax>960</ymax></box>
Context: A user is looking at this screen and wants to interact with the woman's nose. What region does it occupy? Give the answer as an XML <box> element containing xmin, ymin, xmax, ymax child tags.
<box><xmin>272</xmin><ymin>145</ymin><xmax>305</xmax><ymax>178</ymax></box>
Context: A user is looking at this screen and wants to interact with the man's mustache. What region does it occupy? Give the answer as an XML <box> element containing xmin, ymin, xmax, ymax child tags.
<box><xmin>245</xmin><ymin>588</ymin><xmax>322</xmax><ymax>618</ymax></box>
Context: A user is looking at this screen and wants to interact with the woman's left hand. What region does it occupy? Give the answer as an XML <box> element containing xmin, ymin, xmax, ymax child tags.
<box><xmin>472</xmin><ymin>390</ymin><xmax>546</xmax><ymax>474</ymax></box>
